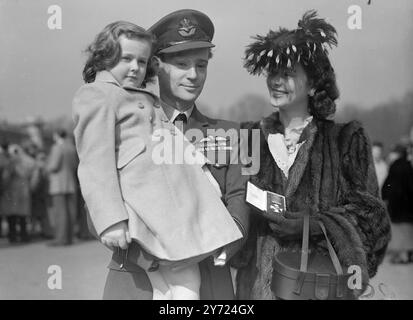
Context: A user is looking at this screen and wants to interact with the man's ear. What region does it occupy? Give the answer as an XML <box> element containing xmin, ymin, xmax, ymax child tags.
<box><xmin>151</xmin><ymin>56</ymin><xmax>160</xmax><ymax>75</ymax></box>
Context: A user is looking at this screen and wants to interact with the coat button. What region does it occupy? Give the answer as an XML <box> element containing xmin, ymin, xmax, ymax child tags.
<box><xmin>149</xmin><ymin>116</ymin><xmax>153</xmax><ymax>122</ymax></box>
<box><xmin>138</xmin><ymin>102</ymin><xmax>144</xmax><ymax>109</ymax></box>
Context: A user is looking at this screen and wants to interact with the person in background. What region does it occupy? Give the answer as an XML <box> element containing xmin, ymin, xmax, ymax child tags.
<box><xmin>33</xmin><ymin>150</ymin><xmax>54</xmax><ymax>239</ymax></box>
<box><xmin>20</xmin><ymin>139</ymin><xmax>53</xmax><ymax>239</ymax></box>
<box><xmin>372</xmin><ymin>141</ymin><xmax>388</xmax><ymax>194</ymax></box>
<box><xmin>46</xmin><ymin>129</ymin><xmax>78</xmax><ymax>246</ymax></box>
<box><xmin>382</xmin><ymin>142</ymin><xmax>413</xmax><ymax>263</ymax></box>
<box><xmin>1</xmin><ymin>144</ymin><xmax>36</xmax><ymax>243</ymax></box>
<box><xmin>0</xmin><ymin>142</ymin><xmax>11</xmax><ymax>239</ymax></box>
<box><xmin>387</xmin><ymin>144</ymin><xmax>405</xmax><ymax>166</ymax></box>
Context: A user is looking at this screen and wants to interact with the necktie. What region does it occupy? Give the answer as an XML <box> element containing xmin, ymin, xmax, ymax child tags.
<box><xmin>173</xmin><ymin>113</ymin><xmax>187</xmax><ymax>132</ymax></box>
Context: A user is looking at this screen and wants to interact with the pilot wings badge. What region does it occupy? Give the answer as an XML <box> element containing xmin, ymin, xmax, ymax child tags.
<box><xmin>178</xmin><ymin>18</ymin><xmax>196</xmax><ymax>37</ymax></box>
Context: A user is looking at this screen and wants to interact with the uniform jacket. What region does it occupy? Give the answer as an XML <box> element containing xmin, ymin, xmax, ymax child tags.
<box><xmin>235</xmin><ymin>112</ymin><xmax>391</xmax><ymax>299</ymax></box>
<box><xmin>47</xmin><ymin>139</ymin><xmax>78</xmax><ymax>195</ymax></box>
<box><xmin>72</xmin><ymin>71</ymin><xmax>242</xmax><ymax>263</ymax></box>
<box><xmin>185</xmin><ymin>107</ymin><xmax>251</xmax><ymax>299</ymax></box>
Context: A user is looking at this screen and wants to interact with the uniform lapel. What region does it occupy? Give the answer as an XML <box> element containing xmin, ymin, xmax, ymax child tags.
<box><xmin>158</xmin><ymin>100</ymin><xmax>178</xmax><ymax>125</ymax></box>
<box><xmin>187</xmin><ymin>106</ymin><xmax>210</xmax><ymax>143</ymax></box>
<box><xmin>156</xmin><ymin>104</ymin><xmax>170</xmax><ymax>123</ymax></box>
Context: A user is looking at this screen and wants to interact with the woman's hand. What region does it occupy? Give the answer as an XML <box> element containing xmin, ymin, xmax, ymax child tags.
<box><xmin>100</xmin><ymin>220</ymin><xmax>131</xmax><ymax>250</ymax></box>
<box><xmin>268</xmin><ymin>211</ymin><xmax>304</xmax><ymax>240</ymax></box>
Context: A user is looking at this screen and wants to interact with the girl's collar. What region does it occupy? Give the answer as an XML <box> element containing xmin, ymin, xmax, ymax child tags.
<box><xmin>94</xmin><ymin>70</ymin><xmax>121</xmax><ymax>86</ymax></box>
<box><xmin>94</xmin><ymin>70</ymin><xmax>160</xmax><ymax>105</ymax></box>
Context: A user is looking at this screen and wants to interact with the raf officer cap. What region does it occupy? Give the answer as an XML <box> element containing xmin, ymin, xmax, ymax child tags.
<box><xmin>149</xmin><ymin>9</ymin><xmax>215</xmax><ymax>54</ymax></box>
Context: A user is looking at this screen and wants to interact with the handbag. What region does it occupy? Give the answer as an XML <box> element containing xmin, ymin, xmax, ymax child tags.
<box><xmin>271</xmin><ymin>213</ymin><xmax>355</xmax><ymax>300</ymax></box>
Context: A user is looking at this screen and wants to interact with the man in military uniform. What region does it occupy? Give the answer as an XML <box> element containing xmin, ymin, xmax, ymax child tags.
<box><xmin>150</xmin><ymin>9</ymin><xmax>250</xmax><ymax>300</ymax></box>
<box><xmin>103</xmin><ymin>9</ymin><xmax>250</xmax><ymax>300</ymax></box>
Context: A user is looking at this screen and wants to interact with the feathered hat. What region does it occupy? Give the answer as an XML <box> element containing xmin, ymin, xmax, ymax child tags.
<box><xmin>244</xmin><ymin>10</ymin><xmax>337</xmax><ymax>75</ymax></box>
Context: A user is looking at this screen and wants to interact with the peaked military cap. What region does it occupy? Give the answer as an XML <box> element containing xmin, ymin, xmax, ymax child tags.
<box><xmin>149</xmin><ymin>9</ymin><xmax>215</xmax><ymax>54</ymax></box>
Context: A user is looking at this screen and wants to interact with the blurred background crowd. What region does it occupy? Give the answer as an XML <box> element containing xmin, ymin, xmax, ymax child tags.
<box><xmin>0</xmin><ymin>118</ymin><xmax>92</xmax><ymax>246</ymax></box>
<box><xmin>374</xmin><ymin>129</ymin><xmax>413</xmax><ymax>265</ymax></box>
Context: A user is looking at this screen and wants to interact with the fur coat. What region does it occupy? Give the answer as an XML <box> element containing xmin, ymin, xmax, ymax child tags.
<box><xmin>235</xmin><ymin>112</ymin><xmax>391</xmax><ymax>299</ymax></box>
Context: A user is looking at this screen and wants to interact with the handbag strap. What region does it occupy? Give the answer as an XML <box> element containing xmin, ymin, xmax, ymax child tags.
<box><xmin>300</xmin><ymin>213</ymin><xmax>310</xmax><ymax>272</ymax></box>
<box><xmin>300</xmin><ymin>213</ymin><xmax>343</xmax><ymax>275</ymax></box>
<box><xmin>318</xmin><ymin>221</ymin><xmax>343</xmax><ymax>275</ymax></box>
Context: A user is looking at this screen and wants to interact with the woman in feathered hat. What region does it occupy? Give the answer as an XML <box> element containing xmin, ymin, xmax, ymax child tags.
<box><xmin>234</xmin><ymin>10</ymin><xmax>391</xmax><ymax>299</ymax></box>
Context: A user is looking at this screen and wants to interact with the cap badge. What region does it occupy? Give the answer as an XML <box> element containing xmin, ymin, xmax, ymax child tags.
<box><xmin>178</xmin><ymin>18</ymin><xmax>196</xmax><ymax>37</ymax></box>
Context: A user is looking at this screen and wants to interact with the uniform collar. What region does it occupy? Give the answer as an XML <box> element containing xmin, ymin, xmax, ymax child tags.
<box><xmin>160</xmin><ymin>100</ymin><xmax>194</xmax><ymax>123</ymax></box>
<box><xmin>188</xmin><ymin>106</ymin><xmax>209</xmax><ymax>127</ymax></box>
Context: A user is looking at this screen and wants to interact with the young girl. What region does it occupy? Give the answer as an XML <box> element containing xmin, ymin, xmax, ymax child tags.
<box><xmin>72</xmin><ymin>21</ymin><xmax>242</xmax><ymax>299</ymax></box>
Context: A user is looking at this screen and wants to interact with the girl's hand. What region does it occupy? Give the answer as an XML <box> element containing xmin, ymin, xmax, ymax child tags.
<box><xmin>100</xmin><ymin>221</ymin><xmax>131</xmax><ymax>250</ymax></box>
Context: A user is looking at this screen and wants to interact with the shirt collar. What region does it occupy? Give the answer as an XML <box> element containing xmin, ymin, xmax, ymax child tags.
<box><xmin>160</xmin><ymin>101</ymin><xmax>194</xmax><ymax>123</ymax></box>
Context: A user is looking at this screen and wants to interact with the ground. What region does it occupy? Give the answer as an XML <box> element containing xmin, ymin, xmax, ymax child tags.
<box><xmin>0</xmin><ymin>238</ymin><xmax>412</xmax><ymax>300</ymax></box>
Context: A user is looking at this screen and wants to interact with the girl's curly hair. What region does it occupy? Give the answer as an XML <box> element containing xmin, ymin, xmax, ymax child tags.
<box><xmin>303</xmin><ymin>54</ymin><xmax>340</xmax><ymax>120</ymax></box>
<box><xmin>82</xmin><ymin>21</ymin><xmax>156</xmax><ymax>88</ymax></box>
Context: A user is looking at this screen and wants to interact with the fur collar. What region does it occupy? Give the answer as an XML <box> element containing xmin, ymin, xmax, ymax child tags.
<box><xmin>260</xmin><ymin>112</ymin><xmax>315</xmax><ymax>144</ymax></box>
<box><xmin>259</xmin><ymin>112</ymin><xmax>318</xmax><ymax>198</ymax></box>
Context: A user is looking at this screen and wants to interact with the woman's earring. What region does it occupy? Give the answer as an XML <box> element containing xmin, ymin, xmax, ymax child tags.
<box><xmin>308</xmin><ymin>88</ymin><xmax>315</xmax><ymax>97</ymax></box>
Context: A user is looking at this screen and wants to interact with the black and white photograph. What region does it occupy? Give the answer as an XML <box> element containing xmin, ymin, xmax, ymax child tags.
<box><xmin>1</xmin><ymin>0</ymin><xmax>412</xmax><ymax>303</ymax></box>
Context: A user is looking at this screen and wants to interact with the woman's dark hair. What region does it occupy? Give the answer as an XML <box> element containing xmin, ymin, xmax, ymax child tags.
<box><xmin>82</xmin><ymin>21</ymin><xmax>156</xmax><ymax>88</ymax></box>
<box><xmin>303</xmin><ymin>54</ymin><xmax>340</xmax><ymax>120</ymax></box>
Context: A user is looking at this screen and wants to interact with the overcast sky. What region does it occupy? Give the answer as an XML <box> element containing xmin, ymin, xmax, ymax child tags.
<box><xmin>1</xmin><ymin>0</ymin><xmax>412</xmax><ymax>122</ymax></box>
